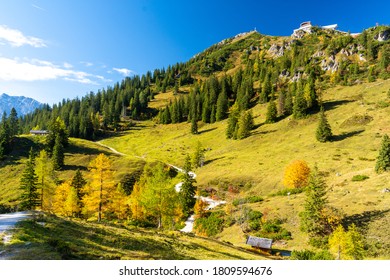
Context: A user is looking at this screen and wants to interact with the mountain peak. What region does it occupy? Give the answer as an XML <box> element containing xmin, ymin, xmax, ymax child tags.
<box><xmin>0</xmin><ymin>94</ymin><xmax>42</xmax><ymax>116</ymax></box>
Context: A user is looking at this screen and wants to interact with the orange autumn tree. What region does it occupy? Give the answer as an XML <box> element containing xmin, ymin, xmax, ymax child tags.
<box><xmin>82</xmin><ymin>153</ymin><xmax>115</xmax><ymax>222</ymax></box>
<box><xmin>283</xmin><ymin>160</ymin><xmax>311</xmax><ymax>189</ymax></box>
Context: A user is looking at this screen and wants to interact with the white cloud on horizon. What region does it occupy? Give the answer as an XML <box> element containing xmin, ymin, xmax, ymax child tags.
<box><xmin>112</xmin><ymin>67</ymin><xmax>135</xmax><ymax>77</ymax></box>
<box><xmin>0</xmin><ymin>25</ymin><xmax>46</xmax><ymax>48</ymax></box>
<box><xmin>0</xmin><ymin>57</ymin><xmax>106</xmax><ymax>85</ymax></box>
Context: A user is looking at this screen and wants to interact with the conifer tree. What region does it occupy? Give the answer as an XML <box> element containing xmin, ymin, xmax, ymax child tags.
<box><xmin>300</xmin><ymin>166</ymin><xmax>329</xmax><ymax>243</ymax></box>
<box><xmin>8</xmin><ymin>107</ymin><xmax>19</xmax><ymax>138</ymax></box>
<box><xmin>70</xmin><ymin>169</ymin><xmax>87</xmax><ymax>216</ymax></box>
<box><xmin>293</xmin><ymin>90</ymin><xmax>307</xmax><ymax>119</ymax></box>
<box><xmin>215</xmin><ymin>90</ymin><xmax>229</xmax><ymax>121</ymax></box>
<box><xmin>140</xmin><ymin>163</ymin><xmax>180</xmax><ymax>229</ymax></box>
<box><xmin>19</xmin><ymin>148</ymin><xmax>40</xmax><ymax>210</ymax></box>
<box><xmin>52</xmin><ymin>134</ymin><xmax>65</xmax><ymax>170</ymax></box>
<box><xmin>285</xmin><ymin>90</ymin><xmax>293</xmax><ymax>116</ymax></box>
<box><xmin>237</xmin><ymin>110</ymin><xmax>254</xmax><ymax>139</ymax></box>
<box><xmin>316</xmin><ymin>107</ymin><xmax>332</xmax><ymax>142</ymax></box>
<box><xmin>226</xmin><ymin>104</ymin><xmax>240</xmax><ymax>139</ymax></box>
<box><xmin>35</xmin><ymin>150</ymin><xmax>54</xmax><ymax>210</ymax></box>
<box><xmin>191</xmin><ymin>115</ymin><xmax>198</xmax><ymax>134</ymax></box>
<box><xmin>375</xmin><ymin>134</ymin><xmax>390</xmax><ymax>173</ymax></box>
<box><xmin>83</xmin><ymin>153</ymin><xmax>115</xmax><ymax>222</ymax></box>
<box><xmin>192</xmin><ymin>141</ymin><xmax>205</xmax><ymax>168</ymax></box>
<box><xmin>266</xmin><ymin>100</ymin><xmax>278</xmax><ymax>123</ymax></box>
<box><xmin>179</xmin><ymin>155</ymin><xmax>197</xmax><ymax>216</ymax></box>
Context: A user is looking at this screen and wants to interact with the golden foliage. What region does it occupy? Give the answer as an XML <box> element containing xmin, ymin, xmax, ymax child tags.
<box><xmin>282</xmin><ymin>160</ymin><xmax>311</xmax><ymax>188</ymax></box>
<box><xmin>52</xmin><ymin>182</ymin><xmax>80</xmax><ymax>217</ymax></box>
<box><xmin>82</xmin><ymin>153</ymin><xmax>115</xmax><ymax>221</ymax></box>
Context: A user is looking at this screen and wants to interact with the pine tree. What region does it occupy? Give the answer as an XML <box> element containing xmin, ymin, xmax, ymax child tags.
<box><xmin>266</xmin><ymin>100</ymin><xmax>278</xmax><ymax>123</ymax></box>
<box><xmin>375</xmin><ymin>134</ymin><xmax>390</xmax><ymax>173</ymax></box>
<box><xmin>226</xmin><ymin>103</ymin><xmax>240</xmax><ymax>139</ymax></box>
<box><xmin>191</xmin><ymin>115</ymin><xmax>198</xmax><ymax>134</ymax></box>
<box><xmin>293</xmin><ymin>90</ymin><xmax>307</xmax><ymax>119</ymax></box>
<box><xmin>316</xmin><ymin>107</ymin><xmax>332</xmax><ymax>142</ymax></box>
<box><xmin>237</xmin><ymin>111</ymin><xmax>254</xmax><ymax>139</ymax></box>
<box><xmin>52</xmin><ymin>134</ymin><xmax>65</xmax><ymax>170</ymax></box>
<box><xmin>70</xmin><ymin>169</ymin><xmax>87</xmax><ymax>216</ymax></box>
<box><xmin>216</xmin><ymin>84</ymin><xmax>229</xmax><ymax>121</ymax></box>
<box><xmin>192</xmin><ymin>141</ymin><xmax>205</xmax><ymax>168</ymax></box>
<box><xmin>8</xmin><ymin>107</ymin><xmax>19</xmax><ymax>138</ymax></box>
<box><xmin>300</xmin><ymin>166</ymin><xmax>329</xmax><ymax>242</ymax></box>
<box><xmin>19</xmin><ymin>148</ymin><xmax>40</xmax><ymax>210</ymax></box>
<box><xmin>179</xmin><ymin>155</ymin><xmax>197</xmax><ymax>216</ymax></box>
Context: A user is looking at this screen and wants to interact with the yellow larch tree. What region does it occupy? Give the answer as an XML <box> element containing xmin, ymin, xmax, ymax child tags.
<box><xmin>282</xmin><ymin>160</ymin><xmax>311</xmax><ymax>189</ymax></box>
<box><xmin>52</xmin><ymin>182</ymin><xmax>80</xmax><ymax>217</ymax></box>
<box><xmin>82</xmin><ymin>153</ymin><xmax>115</xmax><ymax>222</ymax></box>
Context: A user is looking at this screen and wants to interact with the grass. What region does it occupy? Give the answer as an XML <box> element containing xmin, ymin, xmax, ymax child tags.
<box><xmin>0</xmin><ymin>136</ymin><xmax>145</xmax><ymax>207</ymax></box>
<box><xmin>0</xmin><ymin>213</ymin><xmax>270</xmax><ymax>260</ymax></box>
<box><xmin>99</xmin><ymin>79</ymin><xmax>390</xmax><ymax>258</ymax></box>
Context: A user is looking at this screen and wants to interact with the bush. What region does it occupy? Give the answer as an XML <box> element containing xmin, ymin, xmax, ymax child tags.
<box><xmin>194</xmin><ymin>211</ymin><xmax>225</xmax><ymax>237</ymax></box>
<box><xmin>233</xmin><ymin>196</ymin><xmax>264</xmax><ymax>206</ymax></box>
<box><xmin>290</xmin><ymin>249</ymin><xmax>334</xmax><ymax>260</ymax></box>
<box><xmin>351</xmin><ymin>174</ymin><xmax>369</xmax><ymax>181</ymax></box>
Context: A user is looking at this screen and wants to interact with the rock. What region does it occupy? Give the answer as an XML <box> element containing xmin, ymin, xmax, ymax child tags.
<box><xmin>312</xmin><ymin>50</ymin><xmax>325</xmax><ymax>58</ymax></box>
<box><xmin>382</xmin><ymin>188</ymin><xmax>390</xmax><ymax>193</ymax></box>
<box><xmin>374</xmin><ymin>29</ymin><xmax>390</xmax><ymax>42</ymax></box>
<box><xmin>359</xmin><ymin>53</ymin><xmax>366</xmax><ymax>62</ymax></box>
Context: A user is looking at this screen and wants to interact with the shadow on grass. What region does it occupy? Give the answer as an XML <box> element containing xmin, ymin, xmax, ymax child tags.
<box><xmin>332</xmin><ymin>129</ymin><xmax>364</xmax><ymax>142</ymax></box>
<box><xmin>204</xmin><ymin>156</ymin><xmax>225</xmax><ymax>166</ymax></box>
<box><xmin>323</xmin><ymin>99</ymin><xmax>354</xmax><ymax>111</ymax></box>
<box><xmin>342</xmin><ymin>209</ymin><xmax>390</xmax><ymax>233</ymax></box>
<box><xmin>198</xmin><ymin>127</ymin><xmax>217</xmax><ymax>135</ymax></box>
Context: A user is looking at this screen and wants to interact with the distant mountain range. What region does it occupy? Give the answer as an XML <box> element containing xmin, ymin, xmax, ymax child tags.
<box><xmin>0</xmin><ymin>93</ymin><xmax>42</xmax><ymax>116</ymax></box>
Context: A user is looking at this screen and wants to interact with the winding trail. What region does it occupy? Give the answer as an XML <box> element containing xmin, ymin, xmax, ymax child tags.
<box><xmin>0</xmin><ymin>211</ymin><xmax>32</xmax><ymax>255</ymax></box>
<box><xmin>97</xmin><ymin>141</ymin><xmax>226</xmax><ymax>233</ymax></box>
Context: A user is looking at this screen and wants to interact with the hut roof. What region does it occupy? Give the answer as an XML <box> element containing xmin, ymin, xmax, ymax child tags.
<box><xmin>246</xmin><ymin>236</ymin><xmax>273</xmax><ymax>249</ymax></box>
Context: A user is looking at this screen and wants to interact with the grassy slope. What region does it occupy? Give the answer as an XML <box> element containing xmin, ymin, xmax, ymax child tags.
<box><xmin>100</xmin><ymin>79</ymin><xmax>390</xmax><ymax>258</ymax></box>
<box><xmin>0</xmin><ymin>136</ymin><xmax>144</xmax><ymax>207</ymax></box>
<box><xmin>1</xmin><ymin>213</ymin><xmax>269</xmax><ymax>260</ymax></box>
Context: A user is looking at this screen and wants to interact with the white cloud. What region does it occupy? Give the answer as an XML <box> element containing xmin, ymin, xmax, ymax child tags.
<box><xmin>0</xmin><ymin>57</ymin><xmax>103</xmax><ymax>85</ymax></box>
<box><xmin>0</xmin><ymin>25</ymin><xmax>46</xmax><ymax>48</ymax></box>
<box><xmin>80</xmin><ymin>61</ymin><xmax>93</xmax><ymax>67</ymax></box>
<box><xmin>113</xmin><ymin>67</ymin><xmax>135</xmax><ymax>77</ymax></box>
<box><xmin>31</xmin><ymin>4</ymin><xmax>46</xmax><ymax>12</ymax></box>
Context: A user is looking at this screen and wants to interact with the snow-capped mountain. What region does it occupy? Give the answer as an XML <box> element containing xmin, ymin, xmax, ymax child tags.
<box><xmin>0</xmin><ymin>93</ymin><xmax>43</xmax><ymax>116</ymax></box>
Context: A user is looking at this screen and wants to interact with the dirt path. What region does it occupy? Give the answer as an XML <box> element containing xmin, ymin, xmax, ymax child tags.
<box><xmin>95</xmin><ymin>142</ymin><xmax>226</xmax><ymax>233</ymax></box>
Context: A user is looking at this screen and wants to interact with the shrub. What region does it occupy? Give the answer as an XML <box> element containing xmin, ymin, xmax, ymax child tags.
<box><xmin>232</xmin><ymin>195</ymin><xmax>264</xmax><ymax>206</ymax></box>
<box><xmin>194</xmin><ymin>211</ymin><xmax>225</xmax><ymax>237</ymax></box>
<box><xmin>351</xmin><ymin>174</ymin><xmax>369</xmax><ymax>181</ymax></box>
<box><xmin>290</xmin><ymin>249</ymin><xmax>334</xmax><ymax>260</ymax></box>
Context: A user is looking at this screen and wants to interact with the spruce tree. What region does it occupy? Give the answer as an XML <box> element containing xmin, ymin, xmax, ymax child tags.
<box><xmin>179</xmin><ymin>155</ymin><xmax>197</xmax><ymax>216</ymax></box>
<box><xmin>226</xmin><ymin>104</ymin><xmax>240</xmax><ymax>139</ymax></box>
<box><xmin>300</xmin><ymin>166</ymin><xmax>329</xmax><ymax>243</ymax></box>
<box><xmin>191</xmin><ymin>115</ymin><xmax>198</xmax><ymax>134</ymax></box>
<box><xmin>293</xmin><ymin>90</ymin><xmax>307</xmax><ymax>119</ymax></box>
<box><xmin>8</xmin><ymin>107</ymin><xmax>19</xmax><ymax>138</ymax></box>
<box><xmin>216</xmin><ymin>89</ymin><xmax>228</xmax><ymax>121</ymax></box>
<box><xmin>237</xmin><ymin>111</ymin><xmax>254</xmax><ymax>139</ymax></box>
<box><xmin>375</xmin><ymin>134</ymin><xmax>390</xmax><ymax>173</ymax></box>
<box><xmin>20</xmin><ymin>148</ymin><xmax>40</xmax><ymax>210</ymax></box>
<box><xmin>316</xmin><ymin>107</ymin><xmax>332</xmax><ymax>142</ymax></box>
<box><xmin>266</xmin><ymin>100</ymin><xmax>278</xmax><ymax>123</ymax></box>
<box><xmin>52</xmin><ymin>134</ymin><xmax>65</xmax><ymax>170</ymax></box>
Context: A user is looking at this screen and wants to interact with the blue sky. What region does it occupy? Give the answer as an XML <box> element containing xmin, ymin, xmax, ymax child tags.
<box><xmin>0</xmin><ymin>0</ymin><xmax>389</xmax><ymax>105</ymax></box>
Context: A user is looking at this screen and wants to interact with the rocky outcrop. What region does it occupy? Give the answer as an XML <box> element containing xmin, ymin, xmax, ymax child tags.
<box><xmin>374</xmin><ymin>29</ymin><xmax>390</xmax><ymax>42</ymax></box>
<box><xmin>321</xmin><ymin>55</ymin><xmax>339</xmax><ymax>72</ymax></box>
